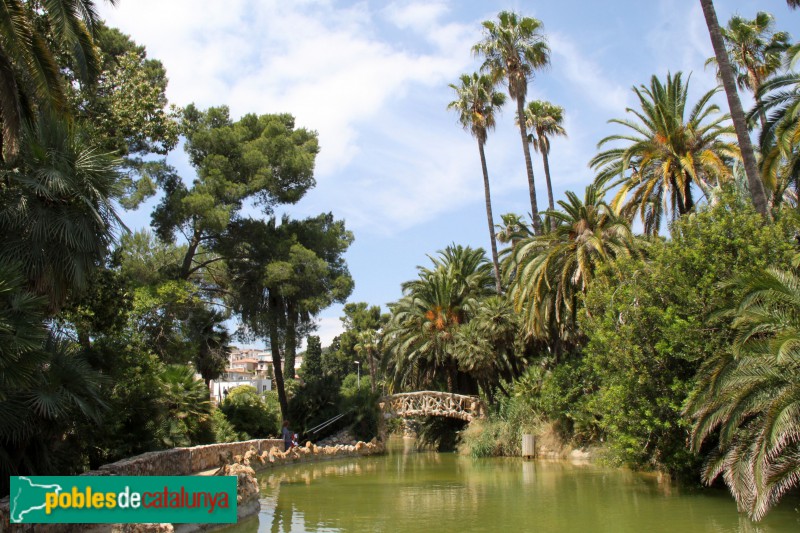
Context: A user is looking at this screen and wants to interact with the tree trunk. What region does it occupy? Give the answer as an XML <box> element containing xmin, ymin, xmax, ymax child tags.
<box><xmin>700</xmin><ymin>0</ymin><xmax>770</xmax><ymax>218</ymax></box>
<box><xmin>541</xmin><ymin>148</ymin><xmax>555</xmax><ymax>231</ymax></box>
<box><xmin>180</xmin><ymin>226</ymin><xmax>202</xmax><ymax>280</ymax></box>
<box><xmin>284</xmin><ymin>301</ymin><xmax>297</xmax><ymax>381</ymax></box>
<box><xmin>268</xmin><ymin>296</ymin><xmax>289</xmax><ymax>419</ymax></box>
<box><xmin>477</xmin><ymin>140</ymin><xmax>503</xmax><ymax>293</ymax></box>
<box><xmin>367</xmin><ymin>347</ymin><xmax>376</xmax><ymax>393</ymax></box>
<box><xmin>517</xmin><ymin>95</ymin><xmax>542</xmax><ymax>235</ymax></box>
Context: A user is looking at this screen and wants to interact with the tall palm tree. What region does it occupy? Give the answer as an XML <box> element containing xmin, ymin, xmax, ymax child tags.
<box><xmin>687</xmin><ymin>266</ymin><xmax>800</xmax><ymax>521</ymax></box>
<box><xmin>590</xmin><ymin>72</ymin><xmax>738</xmax><ymax>235</ymax></box>
<box><xmin>705</xmin><ymin>12</ymin><xmax>790</xmax><ymax>129</ymax></box>
<box><xmin>524</xmin><ymin>100</ymin><xmax>567</xmax><ymax>222</ymax></box>
<box><xmin>0</xmin><ymin>114</ymin><xmax>124</xmax><ymax>310</ymax></box>
<box><xmin>699</xmin><ymin>0</ymin><xmax>770</xmax><ymax>218</ymax></box>
<box><xmin>382</xmin><ymin>245</ymin><xmax>494</xmax><ymax>393</ymax></box>
<box><xmin>473</xmin><ymin>11</ymin><xmax>550</xmax><ymax>235</ymax></box>
<box><xmin>448</xmin><ymin>72</ymin><xmax>506</xmax><ymax>292</ymax></box>
<box><xmin>0</xmin><ymin>0</ymin><xmax>109</xmax><ymax>162</ymax></box>
<box><xmin>504</xmin><ymin>185</ymin><xmax>638</xmax><ymax>343</ymax></box>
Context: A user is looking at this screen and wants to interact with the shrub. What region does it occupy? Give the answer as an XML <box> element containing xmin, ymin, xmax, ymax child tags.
<box><xmin>219</xmin><ymin>385</ymin><xmax>280</xmax><ymax>438</ymax></box>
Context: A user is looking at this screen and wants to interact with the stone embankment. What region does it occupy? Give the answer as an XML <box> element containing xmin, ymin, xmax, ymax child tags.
<box><xmin>0</xmin><ymin>438</ymin><xmax>385</xmax><ymax>533</ymax></box>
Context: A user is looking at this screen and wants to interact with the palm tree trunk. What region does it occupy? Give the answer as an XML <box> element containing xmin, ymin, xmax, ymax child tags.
<box><xmin>477</xmin><ymin>139</ymin><xmax>502</xmax><ymax>293</ymax></box>
<box><xmin>541</xmin><ymin>149</ymin><xmax>555</xmax><ymax>230</ymax></box>
<box><xmin>517</xmin><ymin>95</ymin><xmax>542</xmax><ymax>235</ymax></box>
<box><xmin>367</xmin><ymin>348</ymin><xmax>377</xmax><ymax>393</ymax></box>
<box><xmin>699</xmin><ymin>0</ymin><xmax>770</xmax><ymax>218</ymax></box>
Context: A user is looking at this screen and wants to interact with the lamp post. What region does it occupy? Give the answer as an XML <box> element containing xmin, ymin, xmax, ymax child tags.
<box><xmin>354</xmin><ymin>360</ymin><xmax>361</xmax><ymax>390</ymax></box>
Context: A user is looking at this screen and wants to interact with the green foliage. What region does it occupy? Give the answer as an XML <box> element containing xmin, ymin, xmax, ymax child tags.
<box><xmin>578</xmin><ymin>197</ymin><xmax>795</xmax><ymax>477</ymax></box>
<box><xmin>503</xmin><ymin>185</ymin><xmax>639</xmax><ymax>343</ymax></box>
<box><xmin>0</xmin><ymin>0</ymin><xmax>103</xmax><ymax>162</ymax></box>
<box><xmin>211</xmin><ymin>407</ymin><xmax>248</xmax><ymax>443</ymax></box>
<box><xmin>158</xmin><ymin>365</ymin><xmax>213</xmax><ymax>448</ymax></box>
<box><xmin>302</xmin><ymin>335</ymin><xmax>323</xmax><ymax>383</ymax></box>
<box><xmin>591</xmin><ymin>72</ymin><xmax>737</xmax><ymax>235</ymax></box>
<box><xmin>383</xmin><ymin>245</ymin><xmax>496</xmax><ymax>393</ymax></box>
<box><xmin>339</xmin><ymin>373</ymin><xmax>381</xmax><ymax>442</ymax></box>
<box><xmin>1</xmin><ymin>334</ymin><xmax>108</xmax><ymax>494</ymax></box>
<box><xmin>459</xmin><ymin>389</ymin><xmax>540</xmax><ymax>458</ymax></box>
<box><xmin>152</xmin><ymin>105</ymin><xmax>319</xmax><ymax>281</ymax></box>
<box><xmin>687</xmin><ymin>264</ymin><xmax>800</xmax><ymax>520</ymax></box>
<box><xmin>0</xmin><ymin>114</ymin><xmax>123</xmax><ymax>310</ymax></box>
<box><xmin>324</xmin><ymin>303</ymin><xmax>385</xmax><ymax>384</ymax></box>
<box><xmin>223</xmin><ymin>213</ymin><xmax>354</xmax><ymax>418</ymax></box>
<box><xmin>220</xmin><ymin>385</ymin><xmax>280</xmax><ymax>438</ymax></box>
<box><xmin>288</xmin><ymin>375</ymin><xmax>340</xmax><ymax>438</ymax></box>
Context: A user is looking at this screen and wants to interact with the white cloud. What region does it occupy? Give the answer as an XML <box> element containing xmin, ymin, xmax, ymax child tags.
<box><xmin>98</xmin><ymin>0</ymin><xmax>484</xmax><ymax>235</ymax></box>
<box><xmin>312</xmin><ymin>315</ymin><xmax>345</xmax><ymax>349</ymax></box>
<box><xmin>549</xmin><ymin>32</ymin><xmax>630</xmax><ymax>113</ymax></box>
<box><xmin>384</xmin><ymin>1</ymin><xmax>449</xmax><ymax>30</ymax></box>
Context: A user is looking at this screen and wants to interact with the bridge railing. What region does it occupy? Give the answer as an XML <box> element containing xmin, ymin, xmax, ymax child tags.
<box><xmin>382</xmin><ymin>391</ymin><xmax>486</xmax><ymax>422</ymax></box>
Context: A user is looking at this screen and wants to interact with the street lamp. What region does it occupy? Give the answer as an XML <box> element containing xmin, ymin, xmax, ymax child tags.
<box><xmin>354</xmin><ymin>360</ymin><xmax>361</xmax><ymax>390</ymax></box>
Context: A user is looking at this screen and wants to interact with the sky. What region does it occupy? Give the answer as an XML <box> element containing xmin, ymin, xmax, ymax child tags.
<box><xmin>96</xmin><ymin>0</ymin><xmax>798</xmax><ymax>348</ymax></box>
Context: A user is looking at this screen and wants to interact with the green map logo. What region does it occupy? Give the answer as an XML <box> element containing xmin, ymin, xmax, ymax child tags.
<box><xmin>9</xmin><ymin>476</ymin><xmax>237</xmax><ymax>524</ymax></box>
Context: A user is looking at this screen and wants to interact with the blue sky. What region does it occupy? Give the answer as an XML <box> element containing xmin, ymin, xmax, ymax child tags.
<box><xmin>97</xmin><ymin>0</ymin><xmax>798</xmax><ymax>347</ymax></box>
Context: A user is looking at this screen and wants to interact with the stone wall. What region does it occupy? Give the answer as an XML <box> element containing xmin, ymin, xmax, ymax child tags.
<box><xmin>0</xmin><ymin>439</ymin><xmax>283</xmax><ymax>532</ymax></box>
<box><xmin>96</xmin><ymin>439</ymin><xmax>285</xmax><ymax>476</ymax></box>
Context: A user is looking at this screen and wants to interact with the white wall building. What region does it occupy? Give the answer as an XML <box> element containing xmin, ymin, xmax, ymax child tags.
<box><xmin>210</xmin><ymin>369</ymin><xmax>272</xmax><ymax>403</ymax></box>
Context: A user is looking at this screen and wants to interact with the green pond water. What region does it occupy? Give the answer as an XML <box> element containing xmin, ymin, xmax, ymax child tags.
<box><xmin>227</xmin><ymin>438</ymin><xmax>800</xmax><ymax>532</ymax></box>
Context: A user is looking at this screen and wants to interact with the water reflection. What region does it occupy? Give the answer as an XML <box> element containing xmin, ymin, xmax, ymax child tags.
<box><xmin>220</xmin><ymin>438</ymin><xmax>800</xmax><ymax>533</ymax></box>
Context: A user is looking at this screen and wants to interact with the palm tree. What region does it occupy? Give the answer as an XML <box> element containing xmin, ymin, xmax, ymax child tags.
<box><xmin>354</xmin><ymin>329</ymin><xmax>380</xmax><ymax>393</ymax></box>
<box><xmin>524</xmin><ymin>100</ymin><xmax>567</xmax><ymax>221</ymax></box>
<box><xmin>504</xmin><ymin>185</ymin><xmax>638</xmax><ymax>344</ymax></box>
<box><xmin>699</xmin><ymin>0</ymin><xmax>770</xmax><ymax>218</ymax></box>
<box><xmin>447</xmin><ymin>72</ymin><xmax>507</xmax><ymax>292</ymax></box>
<box><xmin>0</xmin><ymin>0</ymin><xmax>108</xmax><ymax>162</ymax></box>
<box><xmin>590</xmin><ymin>72</ymin><xmax>738</xmax><ymax>235</ymax></box>
<box><xmin>473</xmin><ymin>11</ymin><xmax>550</xmax><ymax>235</ymax></box>
<box><xmin>159</xmin><ymin>364</ymin><xmax>212</xmax><ymax>447</ymax></box>
<box><xmin>686</xmin><ymin>266</ymin><xmax>800</xmax><ymax>521</ymax></box>
<box><xmin>452</xmin><ymin>295</ymin><xmax>520</xmax><ymax>402</ymax></box>
<box><xmin>705</xmin><ymin>12</ymin><xmax>790</xmax><ymax>129</ymax></box>
<box><xmin>1</xmin><ymin>334</ymin><xmax>107</xmax><ymax>494</ymax></box>
<box><xmin>0</xmin><ymin>114</ymin><xmax>124</xmax><ymax>310</ymax></box>
<box><xmin>383</xmin><ymin>245</ymin><xmax>495</xmax><ymax>393</ymax></box>
<box><xmin>751</xmin><ymin>72</ymin><xmax>800</xmax><ymax>207</ymax></box>
<box><xmin>496</xmin><ymin>213</ymin><xmax>533</xmax><ymax>248</ymax></box>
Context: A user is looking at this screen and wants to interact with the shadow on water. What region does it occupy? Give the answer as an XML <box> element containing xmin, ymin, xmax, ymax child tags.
<box><xmin>219</xmin><ymin>437</ymin><xmax>800</xmax><ymax>533</ymax></box>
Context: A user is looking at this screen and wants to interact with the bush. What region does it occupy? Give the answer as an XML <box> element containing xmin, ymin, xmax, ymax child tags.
<box><xmin>578</xmin><ymin>198</ymin><xmax>796</xmax><ymax>478</ymax></box>
<box><xmin>340</xmin><ymin>373</ymin><xmax>380</xmax><ymax>441</ymax></box>
<box><xmin>287</xmin><ymin>375</ymin><xmax>340</xmax><ymax>437</ymax></box>
<box><xmin>459</xmin><ymin>377</ymin><xmax>542</xmax><ymax>458</ymax></box>
<box><xmin>219</xmin><ymin>385</ymin><xmax>280</xmax><ymax>438</ymax></box>
<box><xmin>211</xmin><ymin>407</ymin><xmax>248</xmax><ymax>443</ymax></box>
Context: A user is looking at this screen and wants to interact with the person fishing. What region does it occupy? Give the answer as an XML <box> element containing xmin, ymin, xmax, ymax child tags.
<box><xmin>282</xmin><ymin>420</ymin><xmax>294</xmax><ymax>451</ymax></box>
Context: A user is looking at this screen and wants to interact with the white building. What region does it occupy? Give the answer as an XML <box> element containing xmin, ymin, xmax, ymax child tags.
<box><xmin>210</xmin><ymin>369</ymin><xmax>272</xmax><ymax>404</ymax></box>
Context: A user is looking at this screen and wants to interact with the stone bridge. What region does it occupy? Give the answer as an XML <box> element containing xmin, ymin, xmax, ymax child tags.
<box><xmin>381</xmin><ymin>391</ymin><xmax>486</xmax><ymax>422</ymax></box>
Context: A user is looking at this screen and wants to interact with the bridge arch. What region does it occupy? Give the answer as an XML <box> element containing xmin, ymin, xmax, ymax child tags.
<box><xmin>381</xmin><ymin>391</ymin><xmax>486</xmax><ymax>422</ymax></box>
